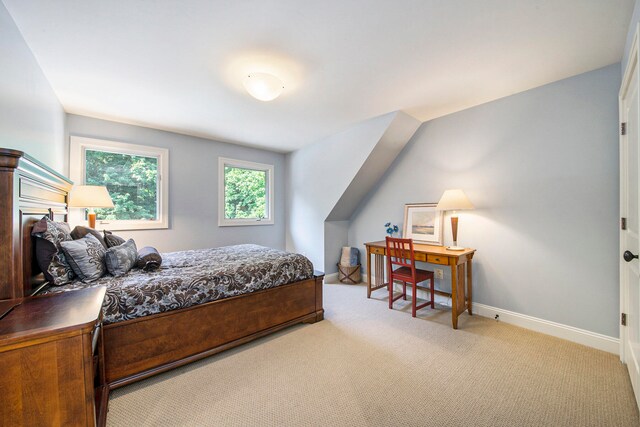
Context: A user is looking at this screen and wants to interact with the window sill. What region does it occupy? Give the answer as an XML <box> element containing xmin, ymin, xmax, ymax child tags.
<box><xmin>95</xmin><ymin>220</ymin><xmax>168</xmax><ymax>231</ymax></box>
<box><xmin>218</xmin><ymin>219</ymin><xmax>274</xmax><ymax>227</ymax></box>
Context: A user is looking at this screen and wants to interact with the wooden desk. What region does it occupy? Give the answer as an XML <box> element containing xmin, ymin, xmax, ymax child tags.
<box><xmin>364</xmin><ymin>241</ymin><xmax>476</xmax><ymax>329</ymax></box>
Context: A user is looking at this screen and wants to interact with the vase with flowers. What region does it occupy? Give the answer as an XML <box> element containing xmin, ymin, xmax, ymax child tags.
<box><xmin>384</xmin><ymin>222</ymin><xmax>399</xmax><ymax>237</ymax></box>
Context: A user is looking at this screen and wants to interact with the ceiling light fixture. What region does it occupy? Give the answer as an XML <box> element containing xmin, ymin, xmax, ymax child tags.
<box><xmin>243</xmin><ymin>73</ymin><xmax>284</xmax><ymax>101</ymax></box>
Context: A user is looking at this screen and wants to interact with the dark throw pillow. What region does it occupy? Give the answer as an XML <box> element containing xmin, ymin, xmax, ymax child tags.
<box><xmin>105</xmin><ymin>239</ymin><xmax>138</xmax><ymax>277</ymax></box>
<box><xmin>31</xmin><ymin>216</ymin><xmax>75</xmax><ymax>285</ymax></box>
<box><xmin>71</xmin><ymin>226</ymin><xmax>107</xmax><ymax>249</ymax></box>
<box><xmin>136</xmin><ymin>246</ymin><xmax>163</xmax><ymax>271</ymax></box>
<box><xmin>103</xmin><ymin>230</ymin><xmax>126</xmax><ymax>248</ymax></box>
<box><xmin>34</xmin><ymin>238</ymin><xmax>57</xmax><ymax>283</ymax></box>
<box><xmin>60</xmin><ymin>234</ymin><xmax>107</xmax><ymax>282</ymax></box>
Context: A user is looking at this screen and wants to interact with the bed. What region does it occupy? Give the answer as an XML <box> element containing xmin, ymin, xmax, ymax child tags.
<box><xmin>0</xmin><ymin>148</ymin><xmax>324</xmax><ymax>390</ymax></box>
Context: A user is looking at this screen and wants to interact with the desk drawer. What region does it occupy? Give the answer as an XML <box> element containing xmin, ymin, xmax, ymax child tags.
<box><xmin>414</xmin><ymin>253</ymin><xmax>427</xmax><ymax>262</ymax></box>
<box><xmin>386</xmin><ymin>248</ymin><xmax>426</xmax><ymax>261</ymax></box>
<box><xmin>370</xmin><ymin>247</ymin><xmax>385</xmax><ymax>255</ymax></box>
<box><xmin>427</xmin><ymin>254</ymin><xmax>448</xmax><ymax>265</ymax></box>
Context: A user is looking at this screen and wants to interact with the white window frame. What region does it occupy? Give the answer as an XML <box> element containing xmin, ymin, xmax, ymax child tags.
<box><xmin>69</xmin><ymin>136</ymin><xmax>169</xmax><ymax>231</ymax></box>
<box><xmin>218</xmin><ymin>157</ymin><xmax>274</xmax><ymax>226</ymax></box>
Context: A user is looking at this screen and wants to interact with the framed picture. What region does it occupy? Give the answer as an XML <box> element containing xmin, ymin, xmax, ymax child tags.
<box><xmin>403</xmin><ymin>203</ymin><xmax>444</xmax><ymax>245</ymax></box>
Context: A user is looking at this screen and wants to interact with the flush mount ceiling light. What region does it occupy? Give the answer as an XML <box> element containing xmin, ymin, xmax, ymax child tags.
<box><xmin>243</xmin><ymin>73</ymin><xmax>284</xmax><ymax>101</ymax></box>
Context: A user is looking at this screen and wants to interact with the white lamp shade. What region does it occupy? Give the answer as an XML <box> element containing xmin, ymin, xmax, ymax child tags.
<box><xmin>69</xmin><ymin>185</ymin><xmax>114</xmax><ymax>208</ymax></box>
<box><xmin>243</xmin><ymin>73</ymin><xmax>284</xmax><ymax>101</ymax></box>
<box><xmin>436</xmin><ymin>189</ymin><xmax>474</xmax><ymax>211</ymax></box>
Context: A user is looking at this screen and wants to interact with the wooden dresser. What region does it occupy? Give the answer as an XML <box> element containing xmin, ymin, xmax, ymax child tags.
<box><xmin>0</xmin><ymin>286</ymin><xmax>107</xmax><ymax>426</ymax></box>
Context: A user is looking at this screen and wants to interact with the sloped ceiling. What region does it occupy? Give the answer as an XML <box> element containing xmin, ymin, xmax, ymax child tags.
<box><xmin>326</xmin><ymin>111</ymin><xmax>421</xmax><ymax>221</ymax></box>
<box><xmin>3</xmin><ymin>0</ymin><xmax>634</xmax><ymax>152</ymax></box>
<box><xmin>285</xmin><ymin>110</ymin><xmax>421</xmax><ymax>272</ymax></box>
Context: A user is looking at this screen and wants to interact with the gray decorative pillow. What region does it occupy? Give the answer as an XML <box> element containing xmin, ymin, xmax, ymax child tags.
<box><xmin>105</xmin><ymin>239</ymin><xmax>138</xmax><ymax>277</ymax></box>
<box><xmin>60</xmin><ymin>234</ymin><xmax>106</xmax><ymax>282</ymax></box>
<box><xmin>31</xmin><ymin>216</ymin><xmax>75</xmax><ymax>285</ymax></box>
<box><xmin>103</xmin><ymin>230</ymin><xmax>126</xmax><ymax>248</ymax></box>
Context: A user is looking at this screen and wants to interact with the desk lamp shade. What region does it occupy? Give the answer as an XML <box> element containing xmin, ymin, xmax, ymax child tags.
<box><xmin>69</xmin><ymin>185</ymin><xmax>114</xmax><ymax>229</ymax></box>
<box><xmin>436</xmin><ymin>189</ymin><xmax>474</xmax><ymax>251</ymax></box>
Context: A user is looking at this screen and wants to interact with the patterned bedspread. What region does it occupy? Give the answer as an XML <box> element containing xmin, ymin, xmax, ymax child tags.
<box><xmin>45</xmin><ymin>244</ymin><xmax>314</xmax><ymax>325</ymax></box>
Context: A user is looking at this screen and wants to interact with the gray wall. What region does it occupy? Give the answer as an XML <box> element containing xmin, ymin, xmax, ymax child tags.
<box><xmin>0</xmin><ymin>2</ymin><xmax>66</xmax><ymax>174</ymax></box>
<box><xmin>285</xmin><ymin>112</ymin><xmax>395</xmax><ymax>271</ymax></box>
<box><xmin>349</xmin><ymin>64</ymin><xmax>621</xmax><ymax>338</ymax></box>
<box><xmin>286</xmin><ymin>111</ymin><xmax>420</xmax><ymax>274</ymax></box>
<box><xmin>324</xmin><ymin>220</ymin><xmax>350</xmax><ymax>275</ymax></box>
<box><xmin>67</xmin><ymin>114</ymin><xmax>286</xmax><ymax>252</ymax></box>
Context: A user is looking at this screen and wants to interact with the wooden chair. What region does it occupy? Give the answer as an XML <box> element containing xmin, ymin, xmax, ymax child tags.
<box><xmin>386</xmin><ymin>236</ymin><xmax>435</xmax><ymax>317</ymax></box>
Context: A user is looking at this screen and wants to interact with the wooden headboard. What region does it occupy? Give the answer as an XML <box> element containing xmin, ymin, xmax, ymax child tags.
<box><xmin>0</xmin><ymin>148</ymin><xmax>72</xmax><ymax>300</ymax></box>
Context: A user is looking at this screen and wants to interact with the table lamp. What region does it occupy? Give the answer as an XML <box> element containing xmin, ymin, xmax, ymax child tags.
<box><xmin>69</xmin><ymin>185</ymin><xmax>114</xmax><ymax>229</ymax></box>
<box><xmin>436</xmin><ymin>189</ymin><xmax>474</xmax><ymax>251</ymax></box>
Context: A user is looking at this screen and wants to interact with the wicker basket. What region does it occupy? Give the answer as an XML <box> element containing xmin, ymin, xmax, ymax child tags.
<box><xmin>337</xmin><ymin>264</ymin><xmax>361</xmax><ymax>284</ymax></box>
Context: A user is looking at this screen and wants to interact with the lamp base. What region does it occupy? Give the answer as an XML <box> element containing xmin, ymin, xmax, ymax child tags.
<box><xmin>88</xmin><ymin>212</ymin><xmax>96</xmax><ymax>229</ymax></box>
<box><xmin>446</xmin><ymin>246</ymin><xmax>466</xmax><ymax>251</ymax></box>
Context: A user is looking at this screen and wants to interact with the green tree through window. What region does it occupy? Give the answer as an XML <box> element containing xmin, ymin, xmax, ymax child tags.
<box><xmin>85</xmin><ymin>150</ymin><xmax>159</xmax><ymax>221</ymax></box>
<box><xmin>224</xmin><ymin>166</ymin><xmax>267</xmax><ymax>219</ymax></box>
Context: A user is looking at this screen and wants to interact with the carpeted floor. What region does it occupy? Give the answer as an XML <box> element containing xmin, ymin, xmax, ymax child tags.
<box><xmin>106</xmin><ymin>282</ymin><xmax>639</xmax><ymax>426</ymax></box>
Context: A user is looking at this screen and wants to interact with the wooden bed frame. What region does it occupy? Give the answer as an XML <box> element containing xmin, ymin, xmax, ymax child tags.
<box><xmin>0</xmin><ymin>148</ymin><xmax>324</xmax><ymax>388</ymax></box>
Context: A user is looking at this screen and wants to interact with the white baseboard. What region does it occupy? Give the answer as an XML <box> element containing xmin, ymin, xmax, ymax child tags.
<box><xmin>359</xmin><ymin>274</ymin><xmax>619</xmax><ymax>354</ymax></box>
<box><xmin>473</xmin><ymin>303</ymin><xmax>619</xmax><ymax>355</ymax></box>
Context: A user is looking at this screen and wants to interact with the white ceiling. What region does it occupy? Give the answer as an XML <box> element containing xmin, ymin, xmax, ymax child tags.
<box><xmin>3</xmin><ymin>0</ymin><xmax>634</xmax><ymax>152</ymax></box>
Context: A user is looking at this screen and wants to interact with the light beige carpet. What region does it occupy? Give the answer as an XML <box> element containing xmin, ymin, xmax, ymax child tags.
<box><xmin>107</xmin><ymin>282</ymin><xmax>639</xmax><ymax>427</ymax></box>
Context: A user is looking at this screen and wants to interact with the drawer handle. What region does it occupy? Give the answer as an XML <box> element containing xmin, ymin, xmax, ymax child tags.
<box><xmin>92</xmin><ymin>325</ymin><xmax>101</xmax><ymax>354</ymax></box>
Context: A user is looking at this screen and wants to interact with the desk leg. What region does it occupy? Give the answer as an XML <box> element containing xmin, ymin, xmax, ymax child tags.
<box><xmin>451</xmin><ymin>262</ymin><xmax>458</xmax><ymax>330</ymax></box>
<box><xmin>366</xmin><ymin>248</ymin><xmax>372</xmax><ymax>298</ymax></box>
<box><xmin>467</xmin><ymin>259</ymin><xmax>473</xmax><ymax>315</ymax></box>
<box><xmin>375</xmin><ymin>254</ymin><xmax>385</xmax><ymax>291</ymax></box>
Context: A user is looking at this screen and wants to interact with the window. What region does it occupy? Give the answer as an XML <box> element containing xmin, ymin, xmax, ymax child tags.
<box><xmin>218</xmin><ymin>157</ymin><xmax>274</xmax><ymax>226</ymax></box>
<box><xmin>70</xmin><ymin>136</ymin><xmax>169</xmax><ymax>230</ymax></box>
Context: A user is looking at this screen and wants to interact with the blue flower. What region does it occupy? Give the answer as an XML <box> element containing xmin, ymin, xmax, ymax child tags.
<box><xmin>384</xmin><ymin>222</ymin><xmax>391</xmax><ymax>227</ymax></box>
<box><xmin>386</xmin><ymin>227</ymin><xmax>394</xmax><ymax>235</ymax></box>
<box><xmin>393</xmin><ymin>225</ymin><xmax>399</xmax><ymax>232</ymax></box>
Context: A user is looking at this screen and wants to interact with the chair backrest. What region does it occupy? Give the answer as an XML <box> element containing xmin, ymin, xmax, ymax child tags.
<box><xmin>385</xmin><ymin>236</ymin><xmax>416</xmax><ymax>280</ymax></box>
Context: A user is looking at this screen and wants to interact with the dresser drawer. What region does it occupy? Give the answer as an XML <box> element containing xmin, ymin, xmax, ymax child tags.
<box><xmin>427</xmin><ymin>254</ymin><xmax>448</xmax><ymax>265</ymax></box>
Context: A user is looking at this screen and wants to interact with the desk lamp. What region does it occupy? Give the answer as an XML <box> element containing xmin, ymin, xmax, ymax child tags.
<box><xmin>69</xmin><ymin>185</ymin><xmax>114</xmax><ymax>229</ymax></box>
<box><xmin>436</xmin><ymin>189</ymin><xmax>474</xmax><ymax>251</ymax></box>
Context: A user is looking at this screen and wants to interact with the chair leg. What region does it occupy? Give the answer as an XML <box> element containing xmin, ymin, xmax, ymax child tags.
<box><xmin>412</xmin><ymin>283</ymin><xmax>417</xmax><ymax>317</ymax></box>
<box><xmin>402</xmin><ymin>281</ymin><xmax>407</xmax><ymax>300</ymax></box>
<box><xmin>430</xmin><ymin>277</ymin><xmax>435</xmax><ymax>308</ymax></box>
<box><xmin>389</xmin><ymin>279</ymin><xmax>393</xmax><ymax>309</ymax></box>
